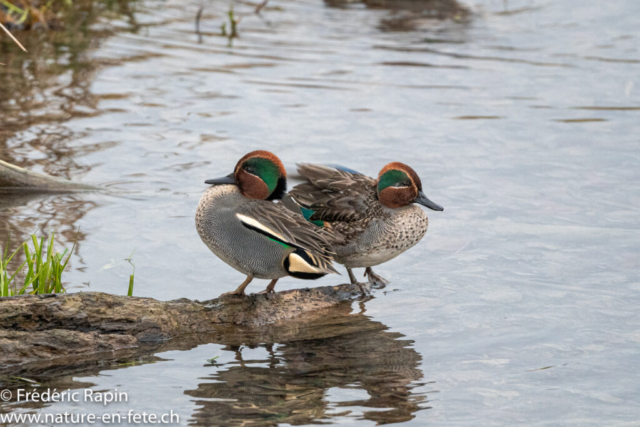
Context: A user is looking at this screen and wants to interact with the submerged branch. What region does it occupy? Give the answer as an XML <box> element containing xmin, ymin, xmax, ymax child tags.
<box><xmin>0</xmin><ymin>159</ymin><xmax>95</xmax><ymax>193</ymax></box>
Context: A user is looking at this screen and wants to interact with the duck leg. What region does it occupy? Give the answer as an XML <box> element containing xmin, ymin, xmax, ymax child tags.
<box><xmin>347</xmin><ymin>267</ymin><xmax>371</xmax><ymax>295</ymax></box>
<box><xmin>220</xmin><ymin>275</ymin><xmax>253</xmax><ymax>297</ymax></box>
<box><xmin>364</xmin><ymin>267</ymin><xmax>390</xmax><ymax>289</ymax></box>
<box><xmin>258</xmin><ymin>279</ymin><xmax>278</xmax><ymax>294</ymax></box>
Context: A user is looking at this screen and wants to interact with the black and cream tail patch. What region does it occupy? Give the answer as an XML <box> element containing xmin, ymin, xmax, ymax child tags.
<box><xmin>236</xmin><ymin>213</ymin><xmax>339</xmax><ymax>279</ymax></box>
<box><xmin>284</xmin><ymin>248</ymin><xmax>338</xmax><ymax>280</ymax></box>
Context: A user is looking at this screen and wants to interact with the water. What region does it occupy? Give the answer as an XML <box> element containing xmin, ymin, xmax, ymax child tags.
<box><xmin>1</xmin><ymin>0</ymin><xmax>639</xmax><ymax>424</ymax></box>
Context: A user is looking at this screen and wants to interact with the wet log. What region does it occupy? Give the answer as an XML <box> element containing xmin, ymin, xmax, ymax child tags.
<box><xmin>0</xmin><ymin>284</ymin><xmax>362</xmax><ymax>372</ymax></box>
<box><xmin>0</xmin><ymin>159</ymin><xmax>94</xmax><ymax>193</ymax></box>
<box><xmin>0</xmin><ymin>301</ymin><xmax>426</xmax><ymax>425</ymax></box>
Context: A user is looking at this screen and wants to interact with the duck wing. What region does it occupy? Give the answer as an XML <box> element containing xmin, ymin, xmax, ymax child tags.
<box><xmin>289</xmin><ymin>163</ymin><xmax>378</xmax><ymax>222</ymax></box>
<box><xmin>236</xmin><ymin>200</ymin><xmax>339</xmax><ymax>274</ymax></box>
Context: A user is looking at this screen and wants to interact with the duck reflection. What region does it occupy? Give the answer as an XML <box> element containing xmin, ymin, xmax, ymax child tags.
<box><xmin>324</xmin><ymin>0</ymin><xmax>470</xmax><ymax>33</ymax></box>
<box><xmin>186</xmin><ymin>302</ymin><xmax>433</xmax><ymax>426</ymax></box>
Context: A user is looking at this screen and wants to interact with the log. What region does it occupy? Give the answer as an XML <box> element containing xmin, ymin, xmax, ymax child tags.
<box><xmin>0</xmin><ymin>284</ymin><xmax>363</xmax><ymax>373</ymax></box>
<box><xmin>0</xmin><ymin>299</ymin><xmax>427</xmax><ymax>425</ymax></box>
<box><xmin>0</xmin><ymin>159</ymin><xmax>95</xmax><ymax>193</ymax></box>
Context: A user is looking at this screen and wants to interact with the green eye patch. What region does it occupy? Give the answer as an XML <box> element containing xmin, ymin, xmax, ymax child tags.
<box><xmin>378</xmin><ymin>169</ymin><xmax>411</xmax><ymax>192</ymax></box>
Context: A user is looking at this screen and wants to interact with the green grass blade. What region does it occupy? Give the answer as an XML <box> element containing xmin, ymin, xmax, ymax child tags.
<box><xmin>7</xmin><ymin>260</ymin><xmax>27</xmax><ymax>288</ymax></box>
<box><xmin>21</xmin><ymin>268</ymin><xmax>43</xmax><ymax>294</ymax></box>
<box><xmin>3</xmin><ymin>232</ymin><xmax>10</xmax><ymax>263</ymax></box>
<box><xmin>5</xmin><ymin>243</ymin><xmax>23</xmax><ymax>266</ymax></box>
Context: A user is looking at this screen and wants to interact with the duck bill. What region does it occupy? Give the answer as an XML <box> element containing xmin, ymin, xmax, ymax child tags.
<box><xmin>415</xmin><ymin>191</ymin><xmax>444</xmax><ymax>211</ymax></box>
<box><xmin>205</xmin><ymin>173</ymin><xmax>236</xmax><ymax>185</ymax></box>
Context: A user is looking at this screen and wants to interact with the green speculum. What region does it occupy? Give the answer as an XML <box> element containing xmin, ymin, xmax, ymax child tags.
<box><xmin>268</xmin><ymin>236</ymin><xmax>292</xmax><ymax>249</ymax></box>
<box><xmin>300</xmin><ymin>207</ymin><xmax>325</xmax><ymax>227</ymax></box>
<box><xmin>378</xmin><ymin>169</ymin><xmax>410</xmax><ymax>192</ymax></box>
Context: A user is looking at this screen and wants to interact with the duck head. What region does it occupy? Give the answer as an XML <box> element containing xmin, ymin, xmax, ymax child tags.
<box><xmin>205</xmin><ymin>150</ymin><xmax>287</xmax><ymax>200</ymax></box>
<box><xmin>377</xmin><ymin>162</ymin><xmax>444</xmax><ymax>211</ymax></box>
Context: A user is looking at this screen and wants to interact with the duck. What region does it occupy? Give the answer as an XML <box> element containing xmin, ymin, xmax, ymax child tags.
<box><xmin>195</xmin><ymin>151</ymin><xmax>339</xmax><ymax>297</ymax></box>
<box><xmin>285</xmin><ymin>162</ymin><xmax>443</xmax><ymax>293</ymax></box>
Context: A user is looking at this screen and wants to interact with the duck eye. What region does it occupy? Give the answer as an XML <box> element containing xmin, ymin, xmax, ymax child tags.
<box><xmin>394</xmin><ymin>181</ymin><xmax>411</xmax><ymax>187</ymax></box>
<box><xmin>244</xmin><ymin>166</ymin><xmax>256</xmax><ymax>175</ymax></box>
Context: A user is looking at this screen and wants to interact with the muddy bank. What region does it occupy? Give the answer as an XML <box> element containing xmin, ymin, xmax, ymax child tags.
<box><xmin>0</xmin><ymin>284</ymin><xmax>363</xmax><ymax>372</ymax></box>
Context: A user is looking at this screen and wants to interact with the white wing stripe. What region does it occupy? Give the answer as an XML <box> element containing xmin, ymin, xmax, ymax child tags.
<box><xmin>236</xmin><ymin>213</ymin><xmax>289</xmax><ymax>243</ymax></box>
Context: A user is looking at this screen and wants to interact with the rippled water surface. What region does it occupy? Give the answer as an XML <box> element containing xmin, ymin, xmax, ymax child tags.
<box><xmin>1</xmin><ymin>0</ymin><xmax>639</xmax><ymax>424</ymax></box>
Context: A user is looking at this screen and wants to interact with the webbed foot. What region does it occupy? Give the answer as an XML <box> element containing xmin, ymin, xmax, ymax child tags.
<box><xmin>347</xmin><ymin>267</ymin><xmax>372</xmax><ymax>296</ymax></box>
<box><xmin>219</xmin><ymin>275</ymin><xmax>254</xmax><ymax>298</ymax></box>
<box><xmin>356</xmin><ymin>281</ymin><xmax>372</xmax><ymax>295</ymax></box>
<box><xmin>258</xmin><ymin>279</ymin><xmax>278</xmax><ymax>295</ymax></box>
<box><xmin>364</xmin><ymin>267</ymin><xmax>389</xmax><ymax>289</ymax></box>
<box><xmin>219</xmin><ymin>290</ymin><xmax>247</xmax><ymax>298</ymax></box>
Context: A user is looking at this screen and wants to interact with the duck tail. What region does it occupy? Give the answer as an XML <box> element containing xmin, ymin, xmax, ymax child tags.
<box><xmin>284</xmin><ymin>248</ymin><xmax>339</xmax><ymax>280</ymax></box>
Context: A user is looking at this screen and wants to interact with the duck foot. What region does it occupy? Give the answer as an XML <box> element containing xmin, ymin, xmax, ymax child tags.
<box><xmin>256</xmin><ymin>289</ymin><xmax>280</xmax><ymax>301</ymax></box>
<box><xmin>255</xmin><ymin>290</ymin><xmax>282</xmax><ymax>302</ymax></box>
<box><xmin>257</xmin><ymin>279</ymin><xmax>278</xmax><ymax>295</ymax></box>
<box><xmin>219</xmin><ymin>290</ymin><xmax>247</xmax><ymax>298</ymax></box>
<box><xmin>347</xmin><ymin>268</ymin><xmax>372</xmax><ymax>296</ymax></box>
<box><xmin>364</xmin><ymin>267</ymin><xmax>389</xmax><ymax>289</ymax></box>
<box><xmin>219</xmin><ymin>275</ymin><xmax>253</xmax><ymax>298</ymax></box>
<box><xmin>356</xmin><ymin>281</ymin><xmax>372</xmax><ymax>295</ymax></box>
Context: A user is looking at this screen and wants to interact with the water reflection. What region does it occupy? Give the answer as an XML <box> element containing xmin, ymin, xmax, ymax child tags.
<box><xmin>0</xmin><ymin>302</ymin><xmax>432</xmax><ymax>425</ymax></box>
<box><xmin>188</xmin><ymin>302</ymin><xmax>432</xmax><ymax>426</ymax></box>
<box><xmin>0</xmin><ymin>2</ymin><xmax>138</xmax><ymax>254</ymax></box>
<box><xmin>324</xmin><ymin>0</ymin><xmax>470</xmax><ymax>32</ymax></box>
<box><xmin>1</xmin><ymin>19</ymin><xmax>106</xmax><ymax>172</ymax></box>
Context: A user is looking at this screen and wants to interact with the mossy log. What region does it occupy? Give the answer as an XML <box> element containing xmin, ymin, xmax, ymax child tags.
<box><xmin>0</xmin><ymin>159</ymin><xmax>94</xmax><ymax>193</ymax></box>
<box><xmin>0</xmin><ymin>284</ymin><xmax>363</xmax><ymax>372</ymax></box>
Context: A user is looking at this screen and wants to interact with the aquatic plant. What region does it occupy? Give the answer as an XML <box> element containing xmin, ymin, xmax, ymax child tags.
<box><xmin>0</xmin><ymin>231</ymin><xmax>74</xmax><ymax>296</ymax></box>
<box><xmin>220</xmin><ymin>4</ymin><xmax>238</xmax><ymax>39</ymax></box>
<box><xmin>1</xmin><ymin>0</ymin><xmax>67</xmax><ymax>29</ymax></box>
<box><xmin>24</xmin><ymin>232</ymin><xmax>74</xmax><ymax>294</ymax></box>
<box><xmin>126</xmin><ymin>249</ymin><xmax>135</xmax><ymax>296</ymax></box>
<box><xmin>0</xmin><ymin>234</ymin><xmax>27</xmax><ymax>296</ymax></box>
<box><xmin>0</xmin><ymin>0</ymin><xmax>95</xmax><ymax>30</ymax></box>
<box><xmin>0</xmin><ymin>0</ymin><xmax>139</xmax><ymax>45</ymax></box>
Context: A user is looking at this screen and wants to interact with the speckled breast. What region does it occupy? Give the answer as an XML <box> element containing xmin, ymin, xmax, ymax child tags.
<box><xmin>337</xmin><ymin>205</ymin><xmax>429</xmax><ymax>268</ymax></box>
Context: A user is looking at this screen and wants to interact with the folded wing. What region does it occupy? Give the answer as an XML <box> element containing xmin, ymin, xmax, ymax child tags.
<box><xmin>288</xmin><ymin>164</ymin><xmax>377</xmax><ymax>222</ymax></box>
<box><xmin>236</xmin><ymin>201</ymin><xmax>339</xmax><ymax>276</ymax></box>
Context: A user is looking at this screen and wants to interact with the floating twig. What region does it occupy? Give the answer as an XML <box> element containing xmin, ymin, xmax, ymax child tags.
<box><xmin>0</xmin><ymin>22</ymin><xmax>28</xmax><ymax>52</ymax></box>
<box><xmin>255</xmin><ymin>0</ymin><xmax>269</xmax><ymax>14</ymax></box>
<box><xmin>195</xmin><ymin>5</ymin><xmax>204</xmax><ymax>43</ymax></box>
